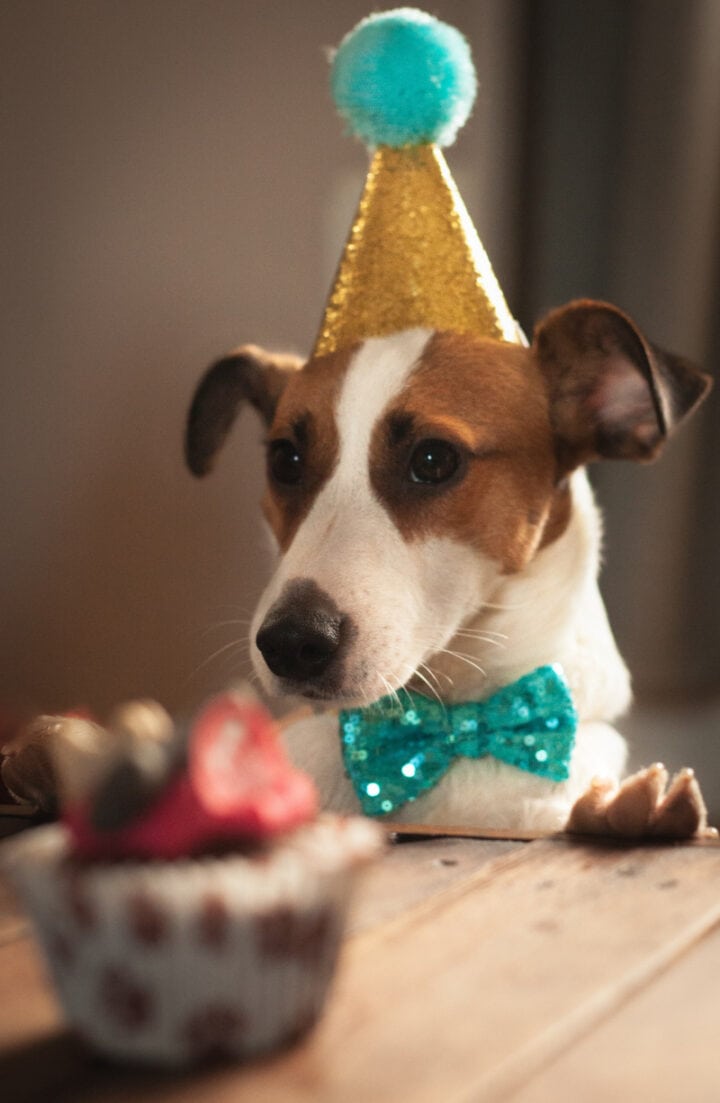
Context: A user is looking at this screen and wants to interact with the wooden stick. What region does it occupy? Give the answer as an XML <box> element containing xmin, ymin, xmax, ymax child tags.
<box><xmin>383</xmin><ymin>821</ymin><xmax>554</xmax><ymax>842</ymax></box>
<box><xmin>383</xmin><ymin>821</ymin><xmax>720</xmax><ymax>846</ymax></box>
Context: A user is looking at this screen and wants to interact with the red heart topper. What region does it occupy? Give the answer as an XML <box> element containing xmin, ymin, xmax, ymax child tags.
<box><xmin>190</xmin><ymin>694</ymin><xmax>317</xmax><ymax>831</ymax></box>
<box><xmin>65</xmin><ymin>693</ymin><xmax>318</xmax><ymax>859</ymax></box>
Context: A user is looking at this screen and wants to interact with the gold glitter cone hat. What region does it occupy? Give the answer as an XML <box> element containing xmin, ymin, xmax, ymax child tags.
<box><xmin>314</xmin><ymin>9</ymin><xmax>522</xmax><ymax>358</ymax></box>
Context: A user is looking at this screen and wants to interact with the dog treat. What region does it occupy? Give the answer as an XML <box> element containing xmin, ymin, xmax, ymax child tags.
<box><xmin>2</xmin><ymin>692</ymin><xmax>382</xmax><ymax>1066</ymax></box>
<box><xmin>1</xmin><ymin>715</ymin><xmax>65</xmax><ymax>813</ymax></box>
<box><xmin>1</xmin><ymin>703</ymin><xmax>177</xmax><ymax>817</ymax></box>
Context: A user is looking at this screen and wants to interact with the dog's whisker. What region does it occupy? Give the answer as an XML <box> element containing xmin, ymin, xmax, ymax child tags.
<box><xmin>243</xmin><ymin>669</ymin><xmax>264</xmax><ymax>694</ymax></box>
<box><xmin>379</xmin><ymin>673</ymin><xmax>393</xmax><ymax>694</ymax></box>
<box><xmin>480</xmin><ymin>598</ymin><xmax>531</xmax><ymax>611</ymax></box>
<box><xmin>412</xmin><ymin>666</ymin><xmax>446</xmax><ymax>708</ymax></box>
<box><xmin>385</xmin><ymin>670</ymin><xmax>417</xmax><ymax>710</ymax></box>
<box><xmin>191</xmin><ymin>638</ymin><xmax>247</xmax><ymax>678</ymax></box>
<box><xmin>436</xmin><ymin>649</ymin><xmax>488</xmax><ymax>679</ymax></box>
<box><xmin>426</xmin><ymin>663</ymin><xmax>455</xmax><ymax>689</ymax></box>
<box><xmin>201</xmin><ymin>618</ymin><xmax>254</xmax><ymax>635</ymax></box>
<box><xmin>379</xmin><ymin>673</ymin><xmax>405</xmax><ymax>711</ymax></box>
<box><xmin>455</xmin><ymin>628</ymin><xmax>508</xmax><ymax>641</ymax></box>
<box><xmin>418</xmin><ymin>661</ymin><xmax>448</xmax><ymax>690</ymax></box>
<box><xmin>219</xmin><ymin>647</ymin><xmax>253</xmax><ymax>675</ymax></box>
<box><xmin>452</xmin><ymin>632</ymin><xmax>507</xmax><ymax>650</ymax></box>
<box><xmin>412</xmin><ymin>666</ymin><xmax>442</xmax><ymax>703</ymax></box>
<box><xmin>445</xmin><ymin>649</ymin><xmax>490</xmax><ymax>663</ymax></box>
<box><xmin>419</xmin><ymin>662</ymin><xmax>452</xmax><ymax>698</ymax></box>
<box><xmin>217</xmin><ymin>648</ymin><xmax>252</xmax><ymax>681</ymax></box>
<box><xmin>412</xmin><ymin>626</ymin><xmax>509</xmax><ymax>657</ymax></box>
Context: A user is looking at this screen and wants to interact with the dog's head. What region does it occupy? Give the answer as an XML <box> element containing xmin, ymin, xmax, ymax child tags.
<box><xmin>186</xmin><ymin>301</ymin><xmax>710</xmax><ymax>705</ymax></box>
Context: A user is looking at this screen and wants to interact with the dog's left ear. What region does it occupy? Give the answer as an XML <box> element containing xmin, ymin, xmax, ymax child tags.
<box><xmin>185</xmin><ymin>345</ymin><xmax>303</xmax><ymax>477</ymax></box>
<box><xmin>533</xmin><ymin>300</ymin><xmax>712</xmax><ymax>471</ymax></box>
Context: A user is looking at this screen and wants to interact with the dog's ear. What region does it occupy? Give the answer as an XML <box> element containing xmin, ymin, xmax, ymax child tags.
<box><xmin>185</xmin><ymin>345</ymin><xmax>303</xmax><ymax>476</ymax></box>
<box><xmin>533</xmin><ymin>300</ymin><xmax>712</xmax><ymax>471</ymax></box>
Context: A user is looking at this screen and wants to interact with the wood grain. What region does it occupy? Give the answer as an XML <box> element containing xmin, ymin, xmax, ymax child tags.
<box><xmin>0</xmin><ymin>837</ymin><xmax>522</xmax><ymax>1102</ymax></box>
<box><xmin>510</xmin><ymin>921</ymin><xmax>720</xmax><ymax>1103</ymax></box>
<box><xmin>0</xmin><ymin>868</ymin><xmax>26</xmax><ymax>947</ymax></box>
<box><xmin>385</xmin><ymin>822</ymin><xmax>554</xmax><ymax>841</ymax></box>
<box><xmin>0</xmin><ymin>934</ymin><xmax>62</xmax><ymax>1050</ymax></box>
<box><xmin>2</xmin><ymin>837</ymin><xmax>720</xmax><ymax>1103</ymax></box>
<box><xmin>211</xmin><ymin>839</ymin><xmax>720</xmax><ymax>1103</ymax></box>
<box><xmin>350</xmin><ymin>835</ymin><xmax>523</xmax><ymax>933</ymax></box>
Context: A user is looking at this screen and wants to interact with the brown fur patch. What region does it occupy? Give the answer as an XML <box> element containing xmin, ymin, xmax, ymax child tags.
<box><xmin>534</xmin><ymin>300</ymin><xmax>712</xmax><ymax>467</ymax></box>
<box><xmin>369</xmin><ymin>332</ymin><xmax>569</xmax><ymax>572</ymax></box>
<box><xmin>186</xmin><ymin>346</ymin><xmax>303</xmax><ymax>477</ymax></box>
<box><xmin>262</xmin><ymin>347</ymin><xmax>354</xmax><ymax>550</ymax></box>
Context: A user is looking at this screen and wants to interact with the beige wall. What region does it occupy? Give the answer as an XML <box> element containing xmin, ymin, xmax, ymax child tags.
<box><xmin>1</xmin><ymin>1</ymin><xmax>522</xmax><ymax>717</ymax></box>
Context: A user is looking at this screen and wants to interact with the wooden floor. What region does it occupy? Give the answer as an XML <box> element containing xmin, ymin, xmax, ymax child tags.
<box><xmin>1</xmin><ymin>821</ymin><xmax>719</xmax><ymax>1102</ymax></box>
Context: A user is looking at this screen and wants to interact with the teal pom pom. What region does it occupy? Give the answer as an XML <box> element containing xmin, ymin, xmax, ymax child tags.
<box><xmin>330</xmin><ymin>8</ymin><xmax>477</xmax><ymax>149</ymax></box>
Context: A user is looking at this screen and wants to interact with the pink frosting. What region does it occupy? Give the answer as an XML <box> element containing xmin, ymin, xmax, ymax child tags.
<box><xmin>64</xmin><ymin>695</ymin><xmax>318</xmax><ymax>860</ymax></box>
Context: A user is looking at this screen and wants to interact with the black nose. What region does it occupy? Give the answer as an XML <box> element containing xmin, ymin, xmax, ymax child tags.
<box><xmin>256</xmin><ymin>585</ymin><xmax>345</xmax><ymax>682</ymax></box>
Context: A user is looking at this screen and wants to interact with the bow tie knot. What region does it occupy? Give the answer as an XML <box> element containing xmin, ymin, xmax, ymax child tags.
<box><xmin>340</xmin><ymin>665</ymin><xmax>577</xmax><ymax>817</ymax></box>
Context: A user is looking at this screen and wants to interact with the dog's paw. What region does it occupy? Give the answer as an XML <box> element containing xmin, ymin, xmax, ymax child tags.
<box><xmin>566</xmin><ymin>764</ymin><xmax>717</xmax><ymax>841</ymax></box>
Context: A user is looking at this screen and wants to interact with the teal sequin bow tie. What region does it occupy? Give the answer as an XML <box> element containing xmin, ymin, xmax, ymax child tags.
<box><xmin>339</xmin><ymin>664</ymin><xmax>577</xmax><ymax>817</ymax></box>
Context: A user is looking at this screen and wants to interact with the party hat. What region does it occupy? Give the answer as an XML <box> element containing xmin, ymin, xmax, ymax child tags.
<box><xmin>313</xmin><ymin>8</ymin><xmax>522</xmax><ymax>358</ymax></box>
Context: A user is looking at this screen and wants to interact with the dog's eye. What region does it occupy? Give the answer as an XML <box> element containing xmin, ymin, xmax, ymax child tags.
<box><xmin>268</xmin><ymin>439</ymin><xmax>303</xmax><ymax>485</ymax></box>
<box><xmin>408</xmin><ymin>439</ymin><xmax>460</xmax><ymax>484</ymax></box>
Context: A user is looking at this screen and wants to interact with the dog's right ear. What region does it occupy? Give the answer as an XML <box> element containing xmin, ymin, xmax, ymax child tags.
<box><xmin>185</xmin><ymin>345</ymin><xmax>303</xmax><ymax>476</ymax></box>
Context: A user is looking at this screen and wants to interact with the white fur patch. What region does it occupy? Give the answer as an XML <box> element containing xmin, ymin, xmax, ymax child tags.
<box><xmin>335</xmin><ymin>329</ymin><xmax>433</xmax><ymax>484</ymax></box>
<box><xmin>251</xmin><ymin>330</ymin><xmax>634</xmax><ymax>832</ymax></box>
<box><xmin>251</xmin><ymin>329</ymin><xmax>499</xmax><ymax>703</ymax></box>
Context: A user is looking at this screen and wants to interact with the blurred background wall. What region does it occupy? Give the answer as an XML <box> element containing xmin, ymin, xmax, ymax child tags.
<box><xmin>2</xmin><ymin>2</ymin><xmax>718</xmax><ymax>804</ymax></box>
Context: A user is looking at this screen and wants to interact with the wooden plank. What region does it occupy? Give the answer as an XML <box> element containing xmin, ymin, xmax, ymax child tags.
<box><xmin>3</xmin><ymin>838</ymin><xmax>720</xmax><ymax>1103</ymax></box>
<box><xmin>0</xmin><ymin>834</ymin><xmax>522</xmax><ymax>950</ymax></box>
<box><xmin>0</xmin><ymin>919</ymin><xmax>26</xmax><ymax>948</ymax></box>
<box><xmin>0</xmin><ymin>838</ymin><xmax>522</xmax><ymax>1102</ymax></box>
<box><xmin>194</xmin><ymin>838</ymin><xmax>720</xmax><ymax>1103</ymax></box>
<box><xmin>510</xmin><ymin>921</ymin><xmax>720</xmax><ymax>1103</ymax></box>
<box><xmin>349</xmin><ymin>835</ymin><xmax>523</xmax><ymax>933</ymax></box>
<box><xmin>0</xmin><ymin>866</ymin><xmax>27</xmax><ymax>947</ymax></box>
<box><xmin>0</xmin><ymin>817</ymin><xmax>48</xmax><ymax>952</ymax></box>
<box><xmin>0</xmin><ymin>933</ymin><xmax>63</xmax><ymax>1050</ymax></box>
<box><xmin>0</xmin><ymin>937</ymin><xmax>82</xmax><ymax>1103</ymax></box>
<box><xmin>385</xmin><ymin>822</ymin><xmax>553</xmax><ymax>841</ymax></box>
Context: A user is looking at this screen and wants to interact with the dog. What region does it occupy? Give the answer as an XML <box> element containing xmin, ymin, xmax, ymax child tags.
<box><xmin>186</xmin><ymin>300</ymin><xmax>712</xmax><ymax>835</ymax></box>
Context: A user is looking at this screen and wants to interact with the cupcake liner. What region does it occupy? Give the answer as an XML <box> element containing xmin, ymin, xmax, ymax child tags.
<box><xmin>2</xmin><ymin>815</ymin><xmax>382</xmax><ymax>1065</ymax></box>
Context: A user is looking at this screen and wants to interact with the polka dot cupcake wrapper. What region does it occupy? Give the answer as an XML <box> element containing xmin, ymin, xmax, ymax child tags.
<box><xmin>3</xmin><ymin>818</ymin><xmax>382</xmax><ymax>1065</ymax></box>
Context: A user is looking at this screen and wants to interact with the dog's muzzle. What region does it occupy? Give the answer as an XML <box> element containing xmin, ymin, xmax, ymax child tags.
<box><xmin>255</xmin><ymin>579</ymin><xmax>354</xmax><ymax>693</ymax></box>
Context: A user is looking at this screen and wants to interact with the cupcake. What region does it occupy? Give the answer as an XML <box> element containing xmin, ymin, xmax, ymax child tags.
<box><xmin>2</xmin><ymin>693</ymin><xmax>382</xmax><ymax>1065</ymax></box>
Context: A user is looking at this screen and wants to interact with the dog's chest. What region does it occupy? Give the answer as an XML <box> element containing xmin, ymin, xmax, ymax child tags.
<box><xmin>281</xmin><ymin>704</ymin><xmax>627</xmax><ymax>833</ymax></box>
